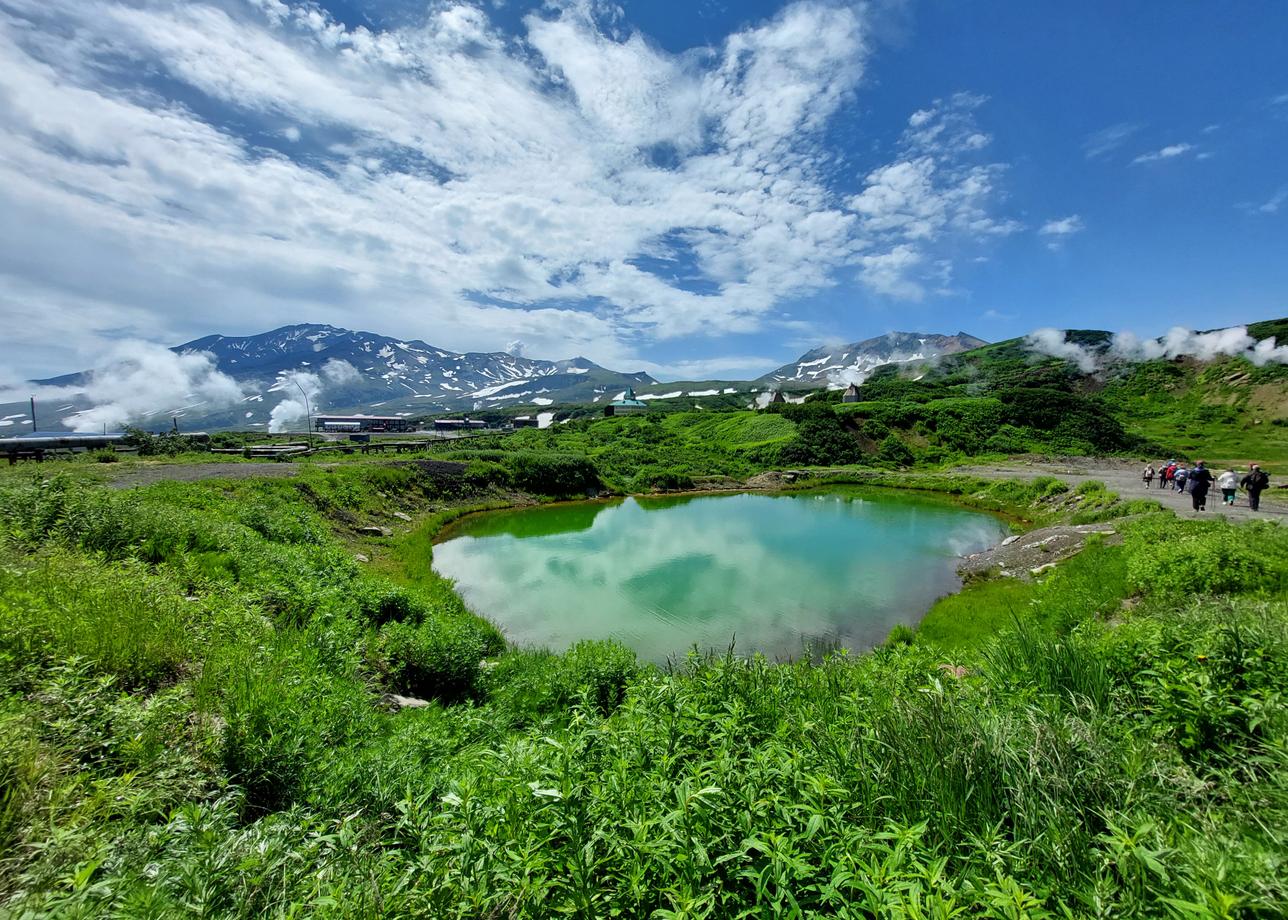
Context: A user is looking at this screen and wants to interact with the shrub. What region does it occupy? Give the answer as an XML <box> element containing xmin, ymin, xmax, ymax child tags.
<box><xmin>885</xmin><ymin>623</ymin><xmax>916</xmax><ymax>646</ymax></box>
<box><xmin>1124</xmin><ymin>519</ymin><xmax>1288</xmax><ymax>599</ymax></box>
<box><xmin>377</xmin><ymin>618</ymin><xmax>489</xmax><ymax>702</ymax></box>
<box><xmin>876</xmin><ymin>434</ymin><xmax>914</xmax><ymax>467</ymax></box>
<box><xmin>556</xmin><ymin>640</ymin><xmax>638</xmax><ymax>713</ymax></box>
<box><xmin>509</xmin><ymin>452</ymin><xmax>600</xmax><ymax>497</ymax></box>
<box><xmin>462</xmin><ymin>460</ymin><xmax>512</xmax><ymax>490</ymax></box>
<box><xmin>629</xmin><ymin>466</ymin><xmax>694</xmax><ymax>492</ymax></box>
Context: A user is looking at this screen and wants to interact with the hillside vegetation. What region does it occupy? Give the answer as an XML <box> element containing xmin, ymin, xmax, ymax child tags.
<box><xmin>2</xmin><ymin>460</ymin><xmax>1286</xmax><ymax>917</ymax></box>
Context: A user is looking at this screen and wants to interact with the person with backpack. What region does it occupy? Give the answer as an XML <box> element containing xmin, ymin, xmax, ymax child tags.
<box><xmin>1173</xmin><ymin>466</ymin><xmax>1189</xmax><ymax>493</ymax></box>
<box><xmin>1142</xmin><ymin>464</ymin><xmax>1155</xmax><ymax>488</ymax></box>
<box><xmin>1188</xmin><ymin>460</ymin><xmax>1214</xmax><ymax>511</ymax></box>
<box><xmin>1241</xmin><ymin>464</ymin><xmax>1270</xmax><ymax>511</ymax></box>
<box><xmin>1217</xmin><ymin>467</ymin><xmax>1239</xmax><ymax>506</ymax></box>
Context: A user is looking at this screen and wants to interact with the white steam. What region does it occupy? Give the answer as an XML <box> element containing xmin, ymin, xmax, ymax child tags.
<box><xmin>0</xmin><ymin>341</ymin><xmax>246</xmax><ymax>431</ymax></box>
<box><xmin>1026</xmin><ymin>325</ymin><xmax>1288</xmax><ymax>372</ymax></box>
<box><xmin>1024</xmin><ymin>329</ymin><xmax>1100</xmax><ymax>373</ymax></box>
<box><xmin>266</xmin><ymin>359</ymin><xmax>362</xmax><ymax>433</ymax></box>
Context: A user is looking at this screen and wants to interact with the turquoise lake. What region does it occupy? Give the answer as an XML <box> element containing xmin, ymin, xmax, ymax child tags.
<box><xmin>432</xmin><ymin>488</ymin><xmax>1009</xmax><ymax>662</ymax></box>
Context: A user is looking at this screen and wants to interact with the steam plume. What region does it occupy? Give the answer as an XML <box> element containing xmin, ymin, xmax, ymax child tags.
<box><xmin>0</xmin><ymin>341</ymin><xmax>246</xmax><ymax>430</ymax></box>
<box><xmin>1026</xmin><ymin>325</ymin><xmax>1288</xmax><ymax>371</ymax></box>
<box><xmin>266</xmin><ymin>359</ymin><xmax>362</xmax><ymax>433</ymax></box>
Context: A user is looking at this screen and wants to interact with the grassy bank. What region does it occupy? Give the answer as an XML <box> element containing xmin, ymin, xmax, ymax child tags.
<box><xmin>1</xmin><ymin>458</ymin><xmax>1286</xmax><ymax>916</ymax></box>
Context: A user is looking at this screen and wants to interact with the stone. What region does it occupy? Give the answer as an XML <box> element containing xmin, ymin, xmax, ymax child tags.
<box><xmin>358</xmin><ymin>525</ymin><xmax>392</xmax><ymax>537</ymax></box>
<box><xmin>392</xmin><ymin>511</ymin><xmax>413</xmax><ymax>522</ymax></box>
<box><xmin>384</xmin><ymin>693</ymin><xmax>431</xmax><ymax>711</ymax></box>
<box><xmin>1000</xmin><ymin>535</ymin><xmax>1020</xmax><ymax>546</ymax></box>
<box><xmin>354</xmin><ymin>553</ymin><xmax>370</xmax><ymax>563</ymax></box>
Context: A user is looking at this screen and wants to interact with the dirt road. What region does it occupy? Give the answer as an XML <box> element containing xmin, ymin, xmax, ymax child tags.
<box><xmin>953</xmin><ymin>458</ymin><xmax>1285</xmax><ymax>521</ymax></box>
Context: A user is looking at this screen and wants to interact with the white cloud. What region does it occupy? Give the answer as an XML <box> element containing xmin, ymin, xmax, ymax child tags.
<box><xmin>1132</xmin><ymin>142</ymin><xmax>1195</xmax><ymax>165</ymax></box>
<box><xmin>1083</xmin><ymin>122</ymin><xmax>1138</xmax><ymax>159</ymax></box>
<box><xmin>0</xmin><ymin>0</ymin><xmax>1015</xmax><ymax>379</ymax></box>
<box><xmin>846</xmin><ymin>93</ymin><xmax>1018</xmax><ymax>300</ymax></box>
<box><xmin>1255</xmin><ymin>184</ymin><xmax>1288</xmax><ymax>214</ymax></box>
<box><xmin>1038</xmin><ymin>214</ymin><xmax>1084</xmax><ymax>250</ymax></box>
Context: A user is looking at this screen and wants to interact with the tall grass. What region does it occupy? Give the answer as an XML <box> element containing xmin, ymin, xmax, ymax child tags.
<box><xmin>1</xmin><ymin>466</ymin><xmax>1286</xmax><ymax>916</ymax></box>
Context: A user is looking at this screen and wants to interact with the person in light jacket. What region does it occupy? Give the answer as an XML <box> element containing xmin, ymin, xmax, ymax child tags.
<box><xmin>1142</xmin><ymin>464</ymin><xmax>1155</xmax><ymax>488</ymax></box>
<box><xmin>1217</xmin><ymin>468</ymin><xmax>1239</xmax><ymax>506</ymax></box>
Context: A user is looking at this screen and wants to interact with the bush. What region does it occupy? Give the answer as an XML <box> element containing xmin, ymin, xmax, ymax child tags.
<box><xmin>876</xmin><ymin>433</ymin><xmax>914</xmax><ymax>467</ymax></box>
<box><xmin>1124</xmin><ymin>519</ymin><xmax>1288</xmax><ymax>599</ymax></box>
<box><xmin>508</xmin><ymin>452</ymin><xmax>600</xmax><ymax>497</ymax></box>
<box><xmin>377</xmin><ymin>617</ymin><xmax>489</xmax><ymax>702</ymax></box>
<box><xmin>463</xmin><ymin>460</ymin><xmax>512</xmax><ymax>490</ymax></box>
<box><xmin>629</xmin><ymin>466</ymin><xmax>694</xmax><ymax>492</ymax></box>
<box><xmin>556</xmin><ymin>640</ymin><xmax>638</xmax><ymax>713</ymax></box>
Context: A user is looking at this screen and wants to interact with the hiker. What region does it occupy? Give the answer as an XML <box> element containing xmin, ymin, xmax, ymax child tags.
<box><xmin>1217</xmin><ymin>467</ymin><xmax>1239</xmax><ymax>506</ymax></box>
<box><xmin>1188</xmin><ymin>461</ymin><xmax>1214</xmax><ymax>511</ymax></box>
<box><xmin>1173</xmin><ymin>466</ymin><xmax>1188</xmax><ymax>493</ymax></box>
<box><xmin>1241</xmin><ymin>464</ymin><xmax>1270</xmax><ymax>512</ymax></box>
<box><xmin>1142</xmin><ymin>464</ymin><xmax>1155</xmax><ymax>488</ymax></box>
<box><xmin>1162</xmin><ymin>462</ymin><xmax>1175</xmax><ymax>489</ymax></box>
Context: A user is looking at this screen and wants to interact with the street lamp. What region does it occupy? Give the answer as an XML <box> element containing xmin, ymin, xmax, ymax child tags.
<box><xmin>294</xmin><ymin>379</ymin><xmax>314</xmax><ymax>449</ymax></box>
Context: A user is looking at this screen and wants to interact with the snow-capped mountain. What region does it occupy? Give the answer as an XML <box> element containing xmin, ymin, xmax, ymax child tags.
<box><xmin>27</xmin><ymin>324</ymin><xmax>655</xmax><ymax>430</ymax></box>
<box><xmin>761</xmin><ymin>331</ymin><xmax>988</xmax><ymax>387</ymax></box>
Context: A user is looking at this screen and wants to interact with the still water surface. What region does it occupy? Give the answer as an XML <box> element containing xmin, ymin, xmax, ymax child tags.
<box><xmin>433</xmin><ymin>489</ymin><xmax>1008</xmax><ymax>662</ymax></box>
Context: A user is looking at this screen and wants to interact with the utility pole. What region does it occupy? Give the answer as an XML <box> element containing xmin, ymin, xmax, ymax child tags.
<box><xmin>29</xmin><ymin>396</ymin><xmax>36</xmax><ymax>431</ymax></box>
<box><xmin>293</xmin><ymin>380</ymin><xmax>314</xmax><ymax>449</ymax></box>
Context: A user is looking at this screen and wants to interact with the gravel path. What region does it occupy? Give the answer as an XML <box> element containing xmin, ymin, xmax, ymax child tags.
<box><xmin>105</xmin><ymin>462</ymin><xmax>305</xmax><ymax>489</ymax></box>
<box><xmin>953</xmin><ymin>458</ymin><xmax>1285</xmax><ymax>521</ymax></box>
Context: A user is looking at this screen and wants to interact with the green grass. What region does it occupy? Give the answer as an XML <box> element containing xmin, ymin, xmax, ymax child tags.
<box><xmin>1</xmin><ymin>457</ymin><xmax>1287</xmax><ymax>916</ymax></box>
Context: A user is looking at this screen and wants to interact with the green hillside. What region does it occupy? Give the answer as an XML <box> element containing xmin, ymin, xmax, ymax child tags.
<box><xmin>2</xmin><ymin>460</ymin><xmax>1285</xmax><ymax>916</ymax></box>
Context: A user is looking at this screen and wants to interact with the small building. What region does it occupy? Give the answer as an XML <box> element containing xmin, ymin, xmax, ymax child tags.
<box><xmin>842</xmin><ymin>383</ymin><xmax>861</xmax><ymax>403</ymax></box>
<box><xmin>768</xmin><ymin>390</ymin><xmax>786</xmax><ymax>405</ymax></box>
<box><xmin>315</xmin><ymin>415</ymin><xmax>414</xmax><ymax>433</ymax></box>
<box><xmin>604</xmin><ymin>386</ymin><xmax>648</xmax><ymax>417</ymax></box>
<box><xmin>512</xmin><ymin>416</ymin><xmax>539</xmax><ymax>428</ymax></box>
<box><xmin>433</xmin><ymin>418</ymin><xmax>488</xmax><ymax>432</ymax></box>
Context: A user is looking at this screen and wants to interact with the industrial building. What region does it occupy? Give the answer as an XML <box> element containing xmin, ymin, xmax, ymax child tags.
<box><xmin>314</xmin><ymin>415</ymin><xmax>415</xmax><ymax>433</ymax></box>
<box><xmin>433</xmin><ymin>418</ymin><xmax>488</xmax><ymax>432</ymax></box>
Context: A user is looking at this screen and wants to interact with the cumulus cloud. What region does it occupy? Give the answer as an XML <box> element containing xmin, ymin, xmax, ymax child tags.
<box><xmin>1038</xmin><ymin>214</ymin><xmax>1085</xmax><ymax>250</ymax></box>
<box><xmin>847</xmin><ymin>93</ymin><xmax>1019</xmax><ymax>300</ymax></box>
<box><xmin>0</xmin><ymin>0</ymin><xmax>1017</xmax><ymax>379</ymax></box>
<box><xmin>0</xmin><ymin>341</ymin><xmax>247</xmax><ymax>430</ymax></box>
<box><xmin>1132</xmin><ymin>143</ymin><xmax>1195</xmax><ymax>165</ymax></box>
<box><xmin>1026</xmin><ymin>326</ymin><xmax>1288</xmax><ymax>371</ymax></box>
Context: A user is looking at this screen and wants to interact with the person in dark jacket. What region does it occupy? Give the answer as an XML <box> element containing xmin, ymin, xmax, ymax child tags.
<box><xmin>1188</xmin><ymin>460</ymin><xmax>1214</xmax><ymax>511</ymax></box>
<box><xmin>1241</xmin><ymin>464</ymin><xmax>1270</xmax><ymax>511</ymax></box>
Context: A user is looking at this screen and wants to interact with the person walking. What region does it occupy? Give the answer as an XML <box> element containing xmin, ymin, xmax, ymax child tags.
<box><xmin>1142</xmin><ymin>464</ymin><xmax>1155</xmax><ymax>488</ymax></box>
<box><xmin>1174</xmin><ymin>466</ymin><xmax>1189</xmax><ymax>493</ymax></box>
<box><xmin>1241</xmin><ymin>464</ymin><xmax>1270</xmax><ymax>512</ymax></box>
<box><xmin>1189</xmin><ymin>460</ymin><xmax>1214</xmax><ymax>511</ymax></box>
<box><xmin>1217</xmin><ymin>467</ymin><xmax>1239</xmax><ymax>506</ymax></box>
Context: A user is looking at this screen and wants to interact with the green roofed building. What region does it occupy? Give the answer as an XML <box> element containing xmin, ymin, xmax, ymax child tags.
<box><xmin>604</xmin><ymin>386</ymin><xmax>648</xmax><ymax>417</ymax></box>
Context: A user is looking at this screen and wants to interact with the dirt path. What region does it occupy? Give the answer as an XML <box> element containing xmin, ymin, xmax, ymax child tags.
<box><xmin>104</xmin><ymin>461</ymin><xmax>306</xmax><ymax>489</ymax></box>
<box><xmin>953</xmin><ymin>458</ymin><xmax>1285</xmax><ymax>521</ymax></box>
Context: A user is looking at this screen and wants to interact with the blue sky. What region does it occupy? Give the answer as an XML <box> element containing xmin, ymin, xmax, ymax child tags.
<box><xmin>0</xmin><ymin>0</ymin><xmax>1285</xmax><ymax>383</ymax></box>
